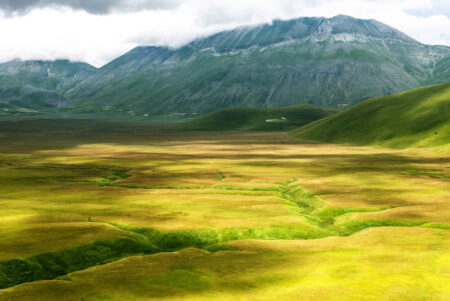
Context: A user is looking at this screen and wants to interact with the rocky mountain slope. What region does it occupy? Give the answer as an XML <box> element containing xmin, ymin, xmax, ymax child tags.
<box><xmin>63</xmin><ymin>15</ymin><xmax>450</xmax><ymax>115</ymax></box>
<box><xmin>0</xmin><ymin>60</ymin><xmax>96</xmax><ymax>112</ymax></box>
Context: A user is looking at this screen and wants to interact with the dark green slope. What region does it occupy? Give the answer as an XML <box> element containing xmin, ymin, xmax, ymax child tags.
<box><xmin>180</xmin><ymin>105</ymin><xmax>337</xmax><ymax>131</ymax></box>
<box><xmin>65</xmin><ymin>15</ymin><xmax>450</xmax><ymax>115</ymax></box>
<box><xmin>291</xmin><ymin>83</ymin><xmax>450</xmax><ymax>148</ymax></box>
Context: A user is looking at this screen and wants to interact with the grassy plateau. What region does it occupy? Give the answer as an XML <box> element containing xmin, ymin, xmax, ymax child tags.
<box><xmin>0</xmin><ymin>117</ymin><xmax>448</xmax><ymax>300</ymax></box>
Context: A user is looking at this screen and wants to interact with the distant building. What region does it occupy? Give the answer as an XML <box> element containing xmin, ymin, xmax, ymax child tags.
<box><xmin>338</xmin><ymin>104</ymin><xmax>350</xmax><ymax>109</ymax></box>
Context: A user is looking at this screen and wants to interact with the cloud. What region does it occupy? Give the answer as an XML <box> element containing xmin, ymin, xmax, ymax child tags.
<box><xmin>0</xmin><ymin>0</ymin><xmax>181</xmax><ymax>15</ymax></box>
<box><xmin>405</xmin><ymin>0</ymin><xmax>450</xmax><ymax>18</ymax></box>
<box><xmin>0</xmin><ymin>0</ymin><xmax>449</xmax><ymax>67</ymax></box>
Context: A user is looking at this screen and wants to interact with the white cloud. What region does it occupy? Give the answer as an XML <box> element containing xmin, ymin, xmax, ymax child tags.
<box><xmin>0</xmin><ymin>0</ymin><xmax>449</xmax><ymax>67</ymax></box>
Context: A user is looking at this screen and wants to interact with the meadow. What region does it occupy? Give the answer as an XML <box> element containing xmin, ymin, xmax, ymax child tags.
<box><xmin>0</xmin><ymin>119</ymin><xmax>448</xmax><ymax>300</ymax></box>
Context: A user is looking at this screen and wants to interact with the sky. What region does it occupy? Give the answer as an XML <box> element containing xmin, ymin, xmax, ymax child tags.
<box><xmin>0</xmin><ymin>0</ymin><xmax>449</xmax><ymax>67</ymax></box>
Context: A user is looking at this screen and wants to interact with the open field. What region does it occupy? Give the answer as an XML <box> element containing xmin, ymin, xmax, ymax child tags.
<box><xmin>0</xmin><ymin>119</ymin><xmax>449</xmax><ymax>300</ymax></box>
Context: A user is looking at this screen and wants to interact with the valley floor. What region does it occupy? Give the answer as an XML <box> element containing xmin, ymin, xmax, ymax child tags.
<box><xmin>0</xmin><ymin>120</ymin><xmax>448</xmax><ymax>300</ymax></box>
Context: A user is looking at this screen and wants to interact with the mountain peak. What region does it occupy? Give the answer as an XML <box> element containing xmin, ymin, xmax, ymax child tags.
<box><xmin>189</xmin><ymin>15</ymin><xmax>417</xmax><ymax>51</ymax></box>
<box><xmin>331</xmin><ymin>14</ymin><xmax>355</xmax><ymax>20</ymax></box>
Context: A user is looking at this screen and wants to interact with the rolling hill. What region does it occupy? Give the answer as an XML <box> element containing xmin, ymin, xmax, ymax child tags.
<box><xmin>290</xmin><ymin>83</ymin><xmax>450</xmax><ymax>149</ymax></box>
<box><xmin>180</xmin><ymin>104</ymin><xmax>337</xmax><ymax>131</ymax></box>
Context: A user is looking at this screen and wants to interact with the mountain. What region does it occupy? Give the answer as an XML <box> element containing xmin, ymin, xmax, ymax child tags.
<box><xmin>290</xmin><ymin>83</ymin><xmax>450</xmax><ymax>149</ymax></box>
<box><xmin>63</xmin><ymin>15</ymin><xmax>450</xmax><ymax>115</ymax></box>
<box><xmin>180</xmin><ymin>104</ymin><xmax>337</xmax><ymax>131</ymax></box>
<box><xmin>0</xmin><ymin>59</ymin><xmax>96</xmax><ymax>112</ymax></box>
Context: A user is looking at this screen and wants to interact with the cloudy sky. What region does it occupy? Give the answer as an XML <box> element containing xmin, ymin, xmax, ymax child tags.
<box><xmin>0</xmin><ymin>0</ymin><xmax>449</xmax><ymax>67</ymax></box>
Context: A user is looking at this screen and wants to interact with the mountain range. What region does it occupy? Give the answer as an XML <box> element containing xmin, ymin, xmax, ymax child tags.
<box><xmin>1</xmin><ymin>15</ymin><xmax>449</xmax><ymax>115</ymax></box>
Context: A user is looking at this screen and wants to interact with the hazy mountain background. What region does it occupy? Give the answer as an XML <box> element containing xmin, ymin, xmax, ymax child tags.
<box><xmin>1</xmin><ymin>15</ymin><xmax>449</xmax><ymax>115</ymax></box>
<box><xmin>0</xmin><ymin>60</ymin><xmax>95</xmax><ymax>112</ymax></box>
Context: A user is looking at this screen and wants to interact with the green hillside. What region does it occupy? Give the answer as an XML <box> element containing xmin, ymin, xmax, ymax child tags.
<box><xmin>180</xmin><ymin>104</ymin><xmax>337</xmax><ymax>131</ymax></box>
<box><xmin>291</xmin><ymin>83</ymin><xmax>450</xmax><ymax>149</ymax></box>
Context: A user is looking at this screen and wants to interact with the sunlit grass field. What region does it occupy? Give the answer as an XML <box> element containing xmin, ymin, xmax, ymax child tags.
<box><xmin>0</xmin><ymin>119</ymin><xmax>449</xmax><ymax>300</ymax></box>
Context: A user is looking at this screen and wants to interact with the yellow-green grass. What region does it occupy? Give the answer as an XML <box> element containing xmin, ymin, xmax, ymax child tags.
<box><xmin>291</xmin><ymin>82</ymin><xmax>450</xmax><ymax>150</ymax></box>
<box><xmin>1</xmin><ymin>227</ymin><xmax>448</xmax><ymax>301</ymax></box>
<box><xmin>0</xmin><ymin>119</ymin><xmax>449</xmax><ymax>299</ymax></box>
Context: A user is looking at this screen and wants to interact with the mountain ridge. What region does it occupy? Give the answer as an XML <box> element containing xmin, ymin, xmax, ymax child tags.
<box><xmin>187</xmin><ymin>15</ymin><xmax>418</xmax><ymax>52</ymax></box>
<box><xmin>63</xmin><ymin>15</ymin><xmax>449</xmax><ymax>114</ymax></box>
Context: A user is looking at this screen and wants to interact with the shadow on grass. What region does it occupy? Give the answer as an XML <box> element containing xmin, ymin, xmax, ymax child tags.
<box><xmin>0</xmin><ymin>223</ymin><xmax>334</xmax><ymax>290</ymax></box>
<box><xmin>0</xmin><ymin>218</ymin><xmax>429</xmax><ymax>290</ymax></box>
